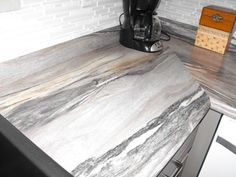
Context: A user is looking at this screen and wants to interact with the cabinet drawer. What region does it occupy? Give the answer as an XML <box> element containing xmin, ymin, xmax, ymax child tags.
<box><xmin>199</xmin><ymin>115</ymin><xmax>236</xmax><ymax>177</ymax></box>
<box><xmin>157</xmin><ymin>128</ymin><xmax>198</xmax><ymax>177</ymax></box>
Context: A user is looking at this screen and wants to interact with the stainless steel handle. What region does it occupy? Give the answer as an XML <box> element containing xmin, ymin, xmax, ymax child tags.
<box><xmin>161</xmin><ymin>150</ymin><xmax>190</xmax><ymax>177</ymax></box>
<box><xmin>163</xmin><ymin>165</ymin><xmax>183</xmax><ymax>177</ymax></box>
<box><xmin>216</xmin><ymin>136</ymin><xmax>236</xmax><ymax>155</ymax></box>
<box><xmin>162</xmin><ymin>160</ymin><xmax>183</xmax><ymax>177</ymax></box>
<box><xmin>173</xmin><ymin>150</ymin><xmax>189</xmax><ymax>166</ymax></box>
<box><xmin>171</xmin><ymin>160</ymin><xmax>183</xmax><ymax>177</ymax></box>
<box><xmin>169</xmin><ymin>152</ymin><xmax>189</xmax><ymax>177</ymax></box>
<box><xmin>173</xmin><ymin>166</ymin><xmax>183</xmax><ymax>177</ymax></box>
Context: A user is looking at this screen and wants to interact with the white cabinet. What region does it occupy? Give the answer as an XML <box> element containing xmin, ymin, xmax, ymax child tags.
<box><xmin>199</xmin><ymin>115</ymin><xmax>236</xmax><ymax>177</ymax></box>
<box><xmin>181</xmin><ymin>110</ymin><xmax>222</xmax><ymax>177</ymax></box>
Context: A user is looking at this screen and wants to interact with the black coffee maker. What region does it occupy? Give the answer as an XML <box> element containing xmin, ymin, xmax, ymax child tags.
<box><xmin>120</xmin><ymin>0</ymin><xmax>163</xmax><ymax>53</ymax></box>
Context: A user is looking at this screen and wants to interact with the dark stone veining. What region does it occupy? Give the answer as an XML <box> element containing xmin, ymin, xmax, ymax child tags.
<box><xmin>72</xmin><ymin>89</ymin><xmax>209</xmax><ymax>177</ymax></box>
<box><xmin>0</xmin><ymin>42</ymin><xmax>210</xmax><ymax>177</ymax></box>
<box><xmin>2</xmin><ymin>17</ymin><xmax>236</xmax><ymax>176</ymax></box>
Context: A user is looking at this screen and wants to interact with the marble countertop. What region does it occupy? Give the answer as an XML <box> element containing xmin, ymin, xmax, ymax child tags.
<box><xmin>161</xmin><ymin>18</ymin><xmax>236</xmax><ymax>119</ymax></box>
<box><xmin>168</xmin><ymin>37</ymin><xmax>236</xmax><ymax>119</ymax></box>
<box><xmin>0</xmin><ymin>26</ymin><xmax>210</xmax><ymax>176</ymax></box>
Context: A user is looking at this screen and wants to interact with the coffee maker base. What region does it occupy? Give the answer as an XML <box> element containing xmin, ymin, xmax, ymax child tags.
<box><xmin>119</xmin><ymin>29</ymin><xmax>163</xmax><ymax>53</ymax></box>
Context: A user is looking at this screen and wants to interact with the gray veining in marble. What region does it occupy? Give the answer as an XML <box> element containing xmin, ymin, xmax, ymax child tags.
<box><xmin>159</xmin><ymin>18</ymin><xmax>236</xmax><ymax>119</ymax></box>
<box><xmin>1</xmin><ymin>17</ymin><xmax>235</xmax><ymax>176</ymax></box>
<box><xmin>72</xmin><ymin>88</ymin><xmax>208</xmax><ymax>177</ymax></box>
<box><xmin>0</xmin><ymin>32</ymin><xmax>209</xmax><ymax>177</ymax></box>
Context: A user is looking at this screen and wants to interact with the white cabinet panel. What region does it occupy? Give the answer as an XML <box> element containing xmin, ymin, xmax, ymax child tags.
<box><xmin>199</xmin><ymin>115</ymin><xmax>236</xmax><ymax>177</ymax></box>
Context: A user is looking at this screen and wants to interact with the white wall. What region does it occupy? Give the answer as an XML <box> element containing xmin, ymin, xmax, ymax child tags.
<box><xmin>0</xmin><ymin>0</ymin><xmax>235</xmax><ymax>63</ymax></box>
<box><xmin>0</xmin><ymin>0</ymin><xmax>122</xmax><ymax>63</ymax></box>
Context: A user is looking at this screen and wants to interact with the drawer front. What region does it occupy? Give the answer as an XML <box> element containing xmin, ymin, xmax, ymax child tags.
<box><xmin>157</xmin><ymin>129</ymin><xmax>198</xmax><ymax>177</ymax></box>
<box><xmin>200</xmin><ymin>8</ymin><xmax>236</xmax><ymax>33</ymax></box>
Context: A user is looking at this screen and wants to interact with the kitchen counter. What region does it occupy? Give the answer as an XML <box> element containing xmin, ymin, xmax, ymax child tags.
<box><xmin>169</xmin><ymin>37</ymin><xmax>236</xmax><ymax>119</ymax></box>
<box><xmin>161</xmin><ymin>18</ymin><xmax>236</xmax><ymax>119</ymax></box>
<box><xmin>0</xmin><ymin>25</ymin><xmax>210</xmax><ymax>176</ymax></box>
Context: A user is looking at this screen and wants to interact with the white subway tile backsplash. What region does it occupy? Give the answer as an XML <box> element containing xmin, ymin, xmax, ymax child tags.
<box><xmin>0</xmin><ymin>0</ymin><xmax>235</xmax><ymax>63</ymax></box>
<box><xmin>0</xmin><ymin>0</ymin><xmax>122</xmax><ymax>63</ymax></box>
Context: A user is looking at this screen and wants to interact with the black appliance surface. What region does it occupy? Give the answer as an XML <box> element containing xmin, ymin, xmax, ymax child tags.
<box><xmin>120</xmin><ymin>0</ymin><xmax>163</xmax><ymax>52</ymax></box>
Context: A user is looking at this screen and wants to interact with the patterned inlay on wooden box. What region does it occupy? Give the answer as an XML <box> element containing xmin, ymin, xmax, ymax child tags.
<box><xmin>195</xmin><ymin>25</ymin><xmax>231</xmax><ymax>54</ymax></box>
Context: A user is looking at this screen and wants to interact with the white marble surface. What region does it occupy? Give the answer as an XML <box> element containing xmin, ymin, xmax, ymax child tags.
<box><xmin>0</xmin><ymin>34</ymin><xmax>209</xmax><ymax>177</ymax></box>
<box><xmin>161</xmin><ymin>18</ymin><xmax>236</xmax><ymax>119</ymax></box>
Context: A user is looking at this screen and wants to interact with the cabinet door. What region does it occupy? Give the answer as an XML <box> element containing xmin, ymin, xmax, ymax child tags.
<box><xmin>198</xmin><ymin>115</ymin><xmax>236</xmax><ymax>177</ymax></box>
<box><xmin>180</xmin><ymin>110</ymin><xmax>222</xmax><ymax>177</ymax></box>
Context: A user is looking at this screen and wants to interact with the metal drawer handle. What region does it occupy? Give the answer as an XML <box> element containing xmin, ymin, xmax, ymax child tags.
<box><xmin>212</xmin><ymin>14</ymin><xmax>223</xmax><ymax>23</ymax></box>
<box><xmin>162</xmin><ymin>152</ymin><xmax>190</xmax><ymax>177</ymax></box>
<box><xmin>172</xmin><ymin>160</ymin><xmax>183</xmax><ymax>177</ymax></box>
<box><xmin>164</xmin><ymin>165</ymin><xmax>183</xmax><ymax>177</ymax></box>
<box><xmin>174</xmin><ymin>166</ymin><xmax>183</xmax><ymax>177</ymax></box>
<box><xmin>163</xmin><ymin>160</ymin><xmax>183</xmax><ymax>177</ymax></box>
<box><xmin>216</xmin><ymin>136</ymin><xmax>236</xmax><ymax>155</ymax></box>
<box><xmin>165</xmin><ymin>152</ymin><xmax>189</xmax><ymax>177</ymax></box>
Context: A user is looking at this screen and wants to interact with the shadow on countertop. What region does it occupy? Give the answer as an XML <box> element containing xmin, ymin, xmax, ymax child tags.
<box><xmin>0</xmin><ymin>114</ymin><xmax>72</xmax><ymax>177</ymax></box>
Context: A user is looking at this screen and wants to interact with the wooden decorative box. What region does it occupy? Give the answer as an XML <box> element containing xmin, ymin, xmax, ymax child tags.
<box><xmin>195</xmin><ymin>5</ymin><xmax>236</xmax><ymax>54</ymax></box>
